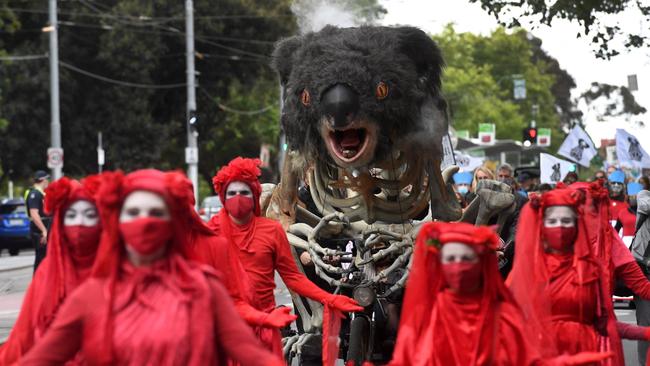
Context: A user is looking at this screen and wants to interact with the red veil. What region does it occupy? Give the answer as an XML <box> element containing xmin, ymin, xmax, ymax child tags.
<box><xmin>0</xmin><ymin>176</ymin><xmax>100</xmax><ymax>364</ymax></box>
<box><xmin>507</xmin><ymin>188</ymin><xmax>623</xmax><ymax>365</ymax></box>
<box><xmin>91</xmin><ymin>169</ymin><xmax>218</xmax><ymax>365</ymax></box>
<box><xmin>390</xmin><ymin>221</ymin><xmax>534</xmax><ymax>365</ymax></box>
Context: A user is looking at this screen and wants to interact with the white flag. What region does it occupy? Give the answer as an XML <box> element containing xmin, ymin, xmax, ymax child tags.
<box><xmin>540</xmin><ymin>153</ymin><xmax>575</xmax><ymax>184</ymax></box>
<box><xmin>616</xmin><ymin>129</ymin><xmax>650</xmax><ymax>168</ymax></box>
<box><xmin>557</xmin><ymin>125</ymin><xmax>597</xmax><ymax>167</ymax></box>
<box><xmin>454</xmin><ymin>151</ymin><xmax>485</xmax><ymax>172</ymax></box>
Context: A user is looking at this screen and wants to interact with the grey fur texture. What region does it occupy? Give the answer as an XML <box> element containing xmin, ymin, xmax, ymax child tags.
<box><xmin>272</xmin><ymin>26</ymin><xmax>448</xmax><ymax>166</ymax></box>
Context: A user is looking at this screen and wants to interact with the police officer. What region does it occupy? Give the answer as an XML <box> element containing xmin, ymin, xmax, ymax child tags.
<box><xmin>25</xmin><ymin>170</ymin><xmax>50</xmax><ymax>271</ymax></box>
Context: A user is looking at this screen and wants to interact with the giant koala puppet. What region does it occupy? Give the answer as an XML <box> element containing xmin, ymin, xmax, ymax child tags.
<box><xmin>268</xmin><ymin>25</ymin><xmax>461</xmax><ymax>227</ymax></box>
<box><xmin>267</xmin><ymin>26</ymin><xmax>516</xmax><ymax>363</ymax></box>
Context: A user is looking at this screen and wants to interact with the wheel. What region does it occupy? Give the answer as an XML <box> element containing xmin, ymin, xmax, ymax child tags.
<box><xmin>346</xmin><ymin>316</ymin><xmax>370</xmax><ymax>366</ymax></box>
<box><xmin>8</xmin><ymin>247</ymin><xmax>19</xmax><ymax>256</ymax></box>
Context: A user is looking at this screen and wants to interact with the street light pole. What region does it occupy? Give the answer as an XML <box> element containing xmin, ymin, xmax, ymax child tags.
<box><xmin>185</xmin><ymin>0</ymin><xmax>199</xmax><ymax>210</ymax></box>
<box><xmin>48</xmin><ymin>0</ymin><xmax>62</xmax><ymax>180</ymax></box>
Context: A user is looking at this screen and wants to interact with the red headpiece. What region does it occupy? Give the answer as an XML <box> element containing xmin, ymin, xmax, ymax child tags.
<box><xmin>212</xmin><ymin>157</ymin><xmax>262</xmax><ymax>216</ymax></box>
<box><xmin>420</xmin><ymin>221</ymin><xmax>499</xmax><ymax>253</ymax></box>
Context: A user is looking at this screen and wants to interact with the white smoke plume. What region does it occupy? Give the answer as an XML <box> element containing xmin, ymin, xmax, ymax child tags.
<box><xmin>290</xmin><ymin>0</ymin><xmax>364</xmax><ymax>34</ymax></box>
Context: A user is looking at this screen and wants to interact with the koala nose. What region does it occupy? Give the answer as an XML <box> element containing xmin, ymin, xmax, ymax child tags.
<box><xmin>321</xmin><ymin>84</ymin><xmax>359</xmax><ymax>129</ymax></box>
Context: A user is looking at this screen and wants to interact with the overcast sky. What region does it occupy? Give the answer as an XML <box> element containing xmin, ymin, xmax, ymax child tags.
<box><xmin>379</xmin><ymin>0</ymin><xmax>649</xmax><ymax>149</ymax></box>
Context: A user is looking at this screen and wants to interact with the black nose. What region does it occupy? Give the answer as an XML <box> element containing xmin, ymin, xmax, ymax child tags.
<box><xmin>321</xmin><ymin>84</ymin><xmax>359</xmax><ymax>128</ymax></box>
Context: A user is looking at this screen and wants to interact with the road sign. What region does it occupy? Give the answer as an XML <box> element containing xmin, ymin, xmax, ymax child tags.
<box><xmin>185</xmin><ymin>147</ymin><xmax>199</xmax><ymax>164</ymax></box>
<box><xmin>537</xmin><ymin>128</ymin><xmax>551</xmax><ymax>147</ymax></box>
<box><xmin>47</xmin><ymin>147</ymin><xmax>64</xmax><ymax>169</ymax></box>
<box><xmin>478</xmin><ymin>123</ymin><xmax>495</xmax><ymax>145</ymax></box>
<box><xmin>97</xmin><ymin>148</ymin><xmax>105</xmax><ymax>166</ymax></box>
<box><xmin>513</xmin><ymin>78</ymin><xmax>526</xmax><ymax>100</ymax></box>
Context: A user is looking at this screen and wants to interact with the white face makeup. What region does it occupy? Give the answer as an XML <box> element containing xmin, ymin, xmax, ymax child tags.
<box><xmin>63</xmin><ymin>200</ymin><xmax>99</xmax><ymax>227</ymax></box>
<box><xmin>440</xmin><ymin>242</ymin><xmax>479</xmax><ymax>264</ymax></box>
<box><xmin>543</xmin><ymin>206</ymin><xmax>576</xmax><ymax>228</ymax></box>
<box><xmin>119</xmin><ymin>190</ymin><xmax>170</xmax><ymax>223</ymax></box>
<box><xmin>225</xmin><ymin>181</ymin><xmax>253</xmax><ymax>200</ymax></box>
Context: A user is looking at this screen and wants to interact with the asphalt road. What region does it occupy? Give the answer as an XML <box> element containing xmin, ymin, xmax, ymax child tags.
<box><xmin>0</xmin><ymin>251</ymin><xmax>644</xmax><ymax>365</ymax></box>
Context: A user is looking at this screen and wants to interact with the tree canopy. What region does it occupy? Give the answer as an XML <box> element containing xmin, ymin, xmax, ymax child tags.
<box><xmin>468</xmin><ymin>0</ymin><xmax>650</xmax><ymax>59</ymax></box>
<box><xmin>433</xmin><ymin>25</ymin><xmax>566</xmax><ymax>150</ymax></box>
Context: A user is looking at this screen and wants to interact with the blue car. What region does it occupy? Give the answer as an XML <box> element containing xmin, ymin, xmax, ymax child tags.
<box><xmin>0</xmin><ymin>198</ymin><xmax>31</xmax><ymax>256</ymax></box>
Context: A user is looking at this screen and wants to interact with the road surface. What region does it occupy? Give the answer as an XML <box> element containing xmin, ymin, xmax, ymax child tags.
<box><xmin>0</xmin><ymin>251</ymin><xmax>643</xmax><ymax>365</ymax></box>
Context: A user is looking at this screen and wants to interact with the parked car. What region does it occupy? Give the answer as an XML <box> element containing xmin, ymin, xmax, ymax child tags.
<box><xmin>0</xmin><ymin>198</ymin><xmax>31</xmax><ymax>256</ymax></box>
<box><xmin>200</xmin><ymin>195</ymin><xmax>222</xmax><ymax>222</ymax></box>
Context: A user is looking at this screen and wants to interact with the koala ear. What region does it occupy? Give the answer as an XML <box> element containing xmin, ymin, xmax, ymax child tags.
<box><xmin>395</xmin><ymin>27</ymin><xmax>445</xmax><ymax>93</ymax></box>
<box><xmin>272</xmin><ymin>36</ymin><xmax>304</xmax><ymax>85</ymax></box>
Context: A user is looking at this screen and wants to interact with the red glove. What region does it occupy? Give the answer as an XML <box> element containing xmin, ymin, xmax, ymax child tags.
<box><xmin>325</xmin><ymin>295</ymin><xmax>363</xmax><ymax>312</ymax></box>
<box><xmin>262</xmin><ymin>307</ymin><xmax>297</xmax><ymax>328</ymax></box>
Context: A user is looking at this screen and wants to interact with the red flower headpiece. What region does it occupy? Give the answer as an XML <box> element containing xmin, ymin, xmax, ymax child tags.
<box><xmin>540</xmin><ymin>188</ymin><xmax>584</xmax><ymax>209</ymax></box>
<box><xmin>419</xmin><ymin>221</ymin><xmax>499</xmax><ymax>253</ymax></box>
<box><xmin>212</xmin><ymin>157</ymin><xmax>263</xmax><ymax>216</ymax></box>
<box><xmin>44</xmin><ymin>176</ymin><xmax>100</xmax><ymax>215</ymax></box>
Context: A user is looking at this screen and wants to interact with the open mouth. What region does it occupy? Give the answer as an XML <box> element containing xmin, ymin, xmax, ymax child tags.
<box><xmin>327</xmin><ymin>128</ymin><xmax>369</xmax><ymax>161</ymax></box>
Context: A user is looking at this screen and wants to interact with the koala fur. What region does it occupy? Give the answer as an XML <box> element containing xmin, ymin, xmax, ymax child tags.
<box><xmin>272</xmin><ymin>25</ymin><xmax>449</xmax><ymax>168</ymax></box>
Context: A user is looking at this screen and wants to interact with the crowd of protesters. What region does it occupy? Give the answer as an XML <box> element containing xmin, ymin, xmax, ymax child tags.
<box><xmin>0</xmin><ymin>157</ymin><xmax>649</xmax><ymax>365</ymax></box>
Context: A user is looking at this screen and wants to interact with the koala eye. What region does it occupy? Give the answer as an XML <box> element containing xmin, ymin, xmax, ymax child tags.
<box><xmin>300</xmin><ymin>89</ymin><xmax>311</xmax><ymax>106</ymax></box>
<box><xmin>376</xmin><ymin>82</ymin><xmax>389</xmax><ymax>100</ymax></box>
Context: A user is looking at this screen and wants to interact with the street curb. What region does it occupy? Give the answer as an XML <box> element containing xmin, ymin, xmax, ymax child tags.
<box><xmin>0</xmin><ymin>264</ymin><xmax>32</xmax><ymax>273</ymax></box>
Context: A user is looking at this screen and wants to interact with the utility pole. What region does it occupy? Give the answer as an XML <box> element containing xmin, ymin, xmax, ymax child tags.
<box><xmin>185</xmin><ymin>0</ymin><xmax>199</xmax><ymax>209</ymax></box>
<box><xmin>48</xmin><ymin>0</ymin><xmax>62</xmax><ymax>180</ymax></box>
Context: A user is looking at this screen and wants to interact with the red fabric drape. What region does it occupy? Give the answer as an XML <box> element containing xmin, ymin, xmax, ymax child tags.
<box><xmin>507</xmin><ymin>188</ymin><xmax>623</xmax><ymax>365</ymax></box>
<box><xmin>0</xmin><ymin>176</ymin><xmax>100</xmax><ymax>365</ymax></box>
<box><xmin>390</xmin><ymin>222</ymin><xmax>542</xmax><ymax>366</ymax></box>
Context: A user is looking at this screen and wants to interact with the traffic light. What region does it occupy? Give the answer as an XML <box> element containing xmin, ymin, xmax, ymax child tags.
<box><xmin>522</xmin><ymin>127</ymin><xmax>537</xmax><ymax>146</ymax></box>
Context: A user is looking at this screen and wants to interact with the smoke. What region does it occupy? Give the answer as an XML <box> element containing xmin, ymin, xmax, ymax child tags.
<box><xmin>290</xmin><ymin>0</ymin><xmax>362</xmax><ymax>34</ymax></box>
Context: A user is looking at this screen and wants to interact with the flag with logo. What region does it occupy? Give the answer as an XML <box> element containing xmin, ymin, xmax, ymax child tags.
<box><xmin>557</xmin><ymin>125</ymin><xmax>597</xmax><ymax>167</ymax></box>
<box><xmin>454</xmin><ymin>151</ymin><xmax>485</xmax><ymax>172</ymax></box>
<box><xmin>540</xmin><ymin>153</ymin><xmax>575</xmax><ymax>184</ymax></box>
<box><xmin>616</xmin><ymin>129</ymin><xmax>650</xmax><ymax>168</ymax></box>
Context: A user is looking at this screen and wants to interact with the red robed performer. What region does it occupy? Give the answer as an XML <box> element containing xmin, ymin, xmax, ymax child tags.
<box><xmin>508</xmin><ymin>188</ymin><xmax>624</xmax><ymax>365</ymax></box>
<box><xmin>207</xmin><ymin>157</ymin><xmax>362</xmax><ymax>363</ymax></box>
<box><xmin>0</xmin><ymin>176</ymin><xmax>101</xmax><ymax>365</ymax></box>
<box><xmin>20</xmin><ymin>169</ymin><xmax>282</xmax><ymax>366</ymax></box>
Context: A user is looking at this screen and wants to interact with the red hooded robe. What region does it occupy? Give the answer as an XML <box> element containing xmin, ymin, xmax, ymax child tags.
<box><xmin>207</xmin><ymin>157</ymin><xmax>357</xmax><ymax>365</ymax></box>
<box><xmin>390</xmin><ymin>221</ymin><xmax>543</xmax><ymax>366</ymax></box>
<box><xmin>508</xmin><ymin>188</ymin><xmax>624</xmax><ymax>365</ymax></box>
<box><xmin>20</xmin><ymin>169</ymin><xmax>282</xmax><ymax>366</ymax></box>
<box><xmin>0</xmin><ymin>176</ymin><xmax>100</xmax><ymax>365</ymax></box>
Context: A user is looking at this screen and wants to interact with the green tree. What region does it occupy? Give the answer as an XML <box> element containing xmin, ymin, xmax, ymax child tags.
<box><xmin>468</xmin><ymin>0</ymin><xmax>650</xmax><ymax>59</ymax></box>
<box><xmin>434</xmin><ymin>25</ymin><xmax>562</xmax><ymax>149</ymax></box>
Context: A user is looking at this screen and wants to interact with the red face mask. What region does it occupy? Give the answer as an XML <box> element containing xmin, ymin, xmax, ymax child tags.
<box><xmin>225</xmin><ymin>195</ymin><xmax>255</xmax><ymax>221</ymax></box>
<box><xmin>119</xmin><ymin>217</ymin><xmax>172</xmax><ymax>256</ymax></box>
<box><xmin>63</xmin><ymin>225</ymin><xmax>102</xmax><ymax>256</ymax></box>
<box><xmin>442</xmin><ymin>262</ymin><xmax>482</xmax><ymax>295</ymax></box>
<box><xmin>542</xmin><ymin>226</ymin><xmax>577</xmax><ymax>252</ymax></box>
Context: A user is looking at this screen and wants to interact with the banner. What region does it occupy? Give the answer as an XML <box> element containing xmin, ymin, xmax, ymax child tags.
<box><xmin>454</xmin><ymin>151</ymin><xmax>485</xmax><ymax>172</ymax></box>
<box><xmin>540</xmin><ymin>153</ymin><xmax>575</xmax><ymax>184</ymax></box>
<box><xmin>557</xmin><ymin>125</ymin><xmax>597</xmax><ymax>167</ymax></box>
<box><xmin>440</xmin><ymin>133</ymin><xmax>456</xmax><ymax>170</ymax></box>
<box><xmin>615</xmin><ymin>129</ymin><xmax>650</xmax><ymax>168</ymax></box>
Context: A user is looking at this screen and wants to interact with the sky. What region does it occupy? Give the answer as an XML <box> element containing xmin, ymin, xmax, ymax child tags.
<box><xmin>378</xmin><ymin>0</ymin><xmax>650</xmax><ymax>150</ymax></box>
